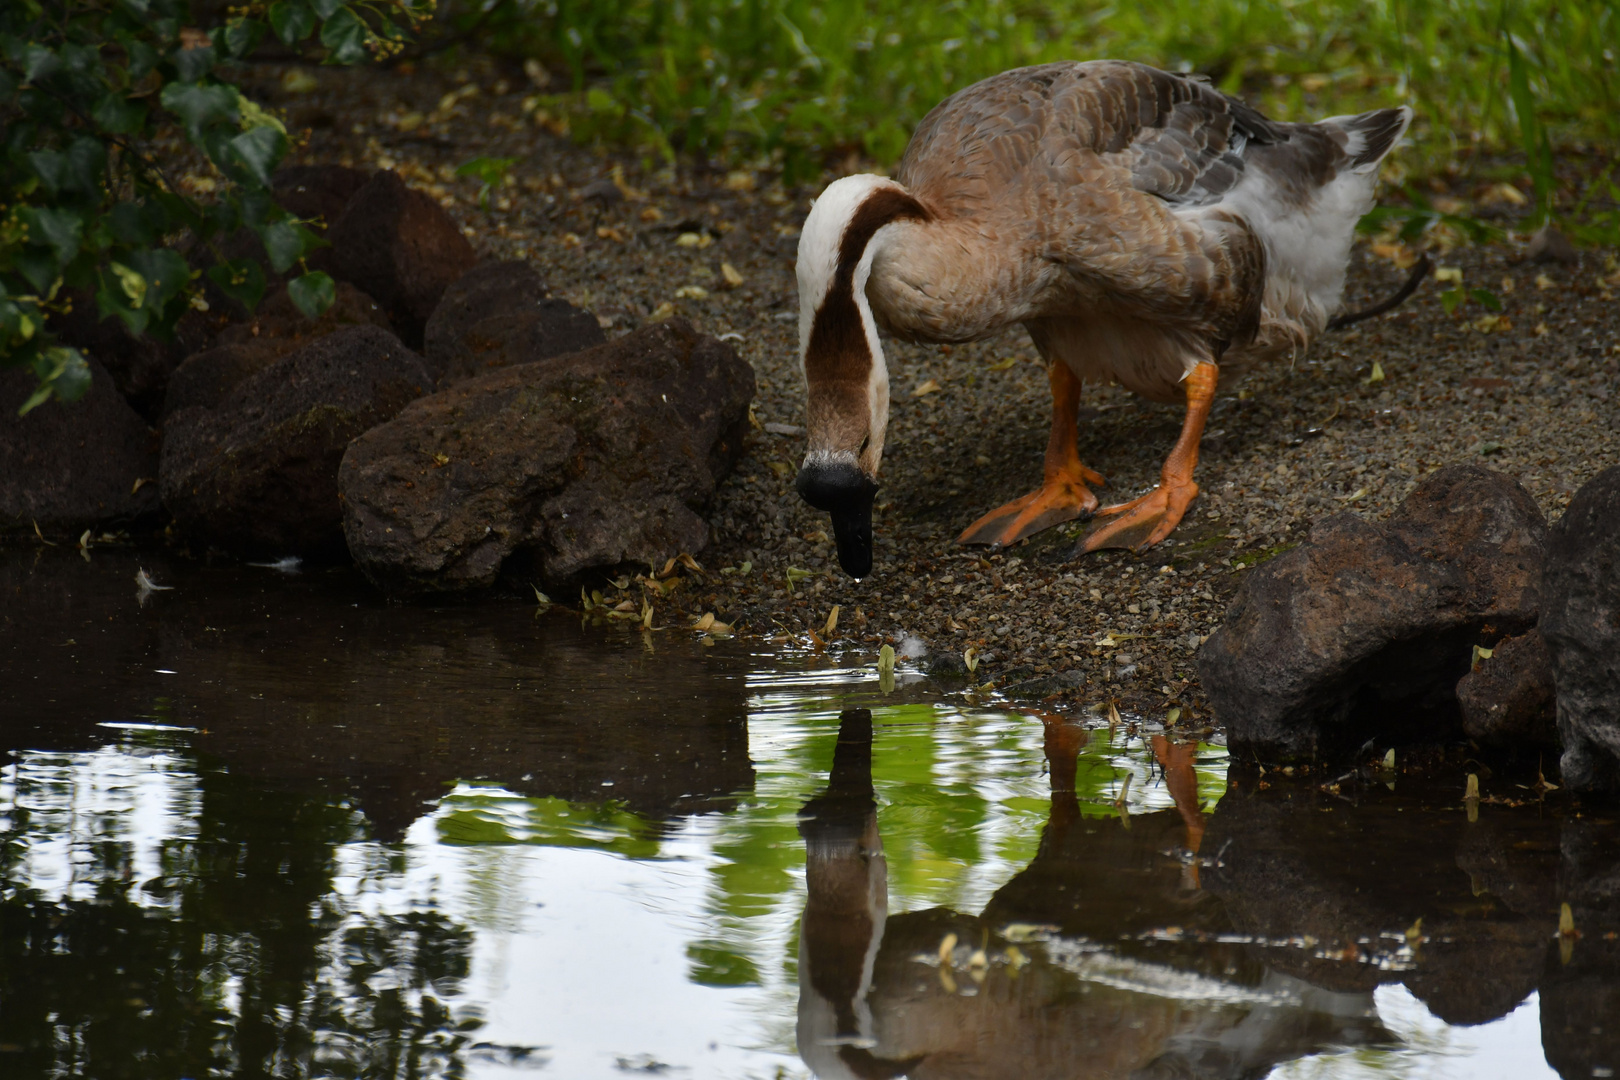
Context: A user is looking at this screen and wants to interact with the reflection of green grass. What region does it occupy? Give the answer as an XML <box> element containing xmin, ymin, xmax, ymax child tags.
<box><xmin>432</xmin><ymin>709</ymin><xmax>1229</xmax><ymax>1005</ymax></box>
<box><xmin>436</xmin><ymin>791</ymin><xmax>662</xmax><ymax>859</ymax></box>
<box><xmin>687</xmin><ymin>941</ymin><xmax>763</xmax><ymax>987</ymax></box>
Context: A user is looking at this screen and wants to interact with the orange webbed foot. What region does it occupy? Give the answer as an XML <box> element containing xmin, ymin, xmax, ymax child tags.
<box><xmin>1079</xmin><ymin>477</ymin><xmax>1199</xmax><ymax>553</ymax></box>
<box><xmin>958</xmin><ymin>468</ymin><xmax>1105</xmax><ymax>547</ymax></box>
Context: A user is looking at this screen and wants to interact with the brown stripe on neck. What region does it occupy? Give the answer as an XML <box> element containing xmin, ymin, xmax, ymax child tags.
<box><xmin>804</xmin><ymin>187</ymin><xmax>932</xmax><ymax>387</ymax></box>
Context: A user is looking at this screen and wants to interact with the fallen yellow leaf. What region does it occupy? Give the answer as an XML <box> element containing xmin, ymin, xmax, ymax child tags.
<box><xmin>912</xmin><ymin>378</ymin><xmax>942</xmax><ymax>397</ymax></box>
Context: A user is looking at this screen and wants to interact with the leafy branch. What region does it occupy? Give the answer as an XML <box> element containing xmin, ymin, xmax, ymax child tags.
<box><xmin>0</xmin><ymin>0</ymin><xmax>435</xmax><ymax>414</ymax></box>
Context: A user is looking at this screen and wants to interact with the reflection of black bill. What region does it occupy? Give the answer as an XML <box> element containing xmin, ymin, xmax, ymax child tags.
<box><xmin>796</xmin><ymin>462</ymin><xmax>879</xmax><ymax>578</ymax></box>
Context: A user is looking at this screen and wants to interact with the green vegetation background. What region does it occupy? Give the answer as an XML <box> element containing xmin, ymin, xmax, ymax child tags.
<box><xmin>4</xmin><ymin>0</ymin><xmax>1616</xmax><ymax>409</ymax></box>
<box><xmin>493</xmin><ymin>0</ymin><xmax>1614</xmax><ymax>183</ymax></box>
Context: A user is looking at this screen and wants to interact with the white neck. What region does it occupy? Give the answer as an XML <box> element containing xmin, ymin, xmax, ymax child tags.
<box><xmin>796</xmin><ymin>174</ymin><xmax>906</xmax><ymax>471</ymax></box>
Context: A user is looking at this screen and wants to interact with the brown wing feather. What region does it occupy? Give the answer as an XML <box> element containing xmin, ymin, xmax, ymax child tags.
<box><xmin>895</xmin><ymin>61</ymin><xmax>1275</xmax><ymax>345</ymax></box>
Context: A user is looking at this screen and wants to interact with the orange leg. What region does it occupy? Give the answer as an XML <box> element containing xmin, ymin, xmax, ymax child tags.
<box><xmin>1081</xmin><ymin>361</ymin><xmax>1218</xmax><ymax>554</ymax></box>
<box><xmin>959</xmin><ymin>362</ymin><xmax>1106</xmax><ymax>547</ymax></box>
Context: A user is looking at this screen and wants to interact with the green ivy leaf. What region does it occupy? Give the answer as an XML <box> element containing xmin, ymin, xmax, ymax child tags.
<box><xmin>93</xmin><ymin>90</ymin><xmax>147</xmax><ymax>135</ymax></box>
<box><xmin>268</xmin><ymin>0</ymin><xmax>316</xmax><ymax>46</ymax></box>
<box><xmin>109</xmin><ymin>261</ymin><xmax>148</xmax><ymax>309</ymax></box>
<box><xmin>96</xmin><ymin>278</ymin><xmax>150</xmax><ymax>335</ymax></box>
<box><xmin>1440</xmin><ymin>288</ymin><xmax>1464</xmax><ymax>316</ymax></box>
<box><xmin>287</xmin><ymin>270</ymin><xmax>335</xmax><ymax>318</ymax></box>
<box><xmin>160</xmin><ymin>81</ymin><xmax>238</xmax><ymax>134</ymax></box>
<box><xmin>320</xmin><ymin>8</ymin><xmax>369</xmax><ymax>64</ymax></box>
<box><xmin>173</xmin><ymin>44</ymin><xmax>216</xmax><ymax>83</ymax></box>
<box><xmin>126</xmin><ymin>248</ymin><xmax>191</xmax><ymax>313</ymax></box>
<box><xmin>124</xmin><ymin>37</ymin><xmax>161</xmax><ymax>80</ymax></box>
<box><xmin>227</xmin><ymin>125</ymin><xmax>287</xmax><ymax>188</ymax></box>
<box><xmin>312</xmin><ymin>0</ymin><xmax>346</xmax><ymax>19</ymax></box>
<box><xmin>63</xmin><ymin>137</ymin><xmax>108</xmax><ymax>195</ymax></box>
<box><xmin>18</xmin><ymin>206</ymin><xmax>84</xmax><ymax>267</ymax></box>
<box><xmin>221</xmin><ymin>18</ymin><xmax>266</xmax><ymax>58</ymax></box>
<box><xmin>1469</xmin><ymin>287</ymin><xmax>1503</xmax><ymax>312</ymax></box>
<box><xmin>261</xmin><ymin>218</ymin><xmax>317</xmax><ymax>273</ymax></box>
<box><xmin>27</xmin><ymin>150</ymin><xmax>67</xmax><ymax>194</ymax></box>
<box><xmin>13</xmin><ymin>250</ymin><xmax>58</xmax><ymax>294</ymax></box>
<box><xmin>207</xmin><ymin>258</ymin><xmax>268</xmax><ymax>311</ymax></box>
<box><xmin>19</xmin><ymin>347</ymin><xmax>92</xmax><ymax>415</ymax></box>
<box><xmin>22</xmin><ymin>43</ymin><xmax>61</xmax><ymax>84</ymax></box>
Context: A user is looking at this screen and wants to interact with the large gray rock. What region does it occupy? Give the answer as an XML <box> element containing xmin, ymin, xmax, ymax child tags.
<box><xmin>423</xmin><ymin>261</ymin><xmax>604</xmax><ymax>386</ymax></box>
<box><xmin>1541</xmin><ymin>466</ymin><xmax>1620</xmax><ymax>792</ymax></box>
<box><xmin>1198</xmin><ymin>466</ymin><xmax>1547</xmax><ymax>759</ymax></box>
<box><xmin>325</xmin><ymin>170</ymin><xmax>477</xmax><ymax>347</ymax></box>
<box><xmin>1</xmin><ymin>356</ymin><xmax>162</xmax><ymax>536</ymax></box>
<box><xmin>160</xmin><ymin>325</ymin><xmax>431</xmax><ymax>557</ymax></box>
<box><xmin>340</xmin><ymin>317</ymin><xmax>754</xmax><ymax>594</ymax></box>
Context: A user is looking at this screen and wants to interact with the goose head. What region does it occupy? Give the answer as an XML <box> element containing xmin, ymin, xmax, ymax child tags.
<box><xmin>794</xmin><ymin>175</ymin><xmax>931</xmax><ymax>578</ymax></box>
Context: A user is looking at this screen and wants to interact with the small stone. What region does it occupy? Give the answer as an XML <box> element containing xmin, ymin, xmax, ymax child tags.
<box><xmin>1455</xmin><ymin>629</ymin><xmax>1557</xmax><ymax>748</ymax></box>
<box><xmin>1526</xmin><ymin>224</ymin><xmax>1579</xmax><ymax>266</ymax></box>
<box><xmin>579</xmin><ymin>178</ymin><xmax>624</xmax><ymax>205</ymax></box>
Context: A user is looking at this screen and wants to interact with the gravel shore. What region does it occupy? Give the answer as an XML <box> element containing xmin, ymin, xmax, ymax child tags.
<box><xmin>247</xmin><ymin>58</ymin><xmax>1620</xmax><ymax>720</ymax></box>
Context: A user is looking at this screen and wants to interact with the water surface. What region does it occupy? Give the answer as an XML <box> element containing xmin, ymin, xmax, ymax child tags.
<box><xmin>2</xmin><ymin>548</ymin><xmax>1615</xmax><ymax>1079</ymax></box>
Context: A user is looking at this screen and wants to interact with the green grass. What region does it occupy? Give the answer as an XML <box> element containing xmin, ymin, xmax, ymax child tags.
<box><xmin>472</xmin><ymin>0</ymin><xmax>1616</xmax><ymax>189</ymax></box>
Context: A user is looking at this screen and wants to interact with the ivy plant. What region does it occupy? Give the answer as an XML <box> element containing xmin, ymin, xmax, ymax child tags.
<box><xmin>1</xmin><ymin>0</ymin><xmax>432</xmax><ymax>414</ymax></box>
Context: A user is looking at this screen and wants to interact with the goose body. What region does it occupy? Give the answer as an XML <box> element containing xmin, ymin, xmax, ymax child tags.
<box><xmin>794</xmin><ymin>60</ymin><xmax>1410</xmax><ymax>577</ymax></box>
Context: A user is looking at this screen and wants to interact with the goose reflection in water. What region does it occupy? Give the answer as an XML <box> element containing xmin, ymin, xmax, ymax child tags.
<box><xmin>795</xmin><ymin>710</ymin><xmax>1392</xmax><ymax>1080</ymax></box>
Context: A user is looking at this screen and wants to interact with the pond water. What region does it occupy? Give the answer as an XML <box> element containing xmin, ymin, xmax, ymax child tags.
<box><xmin>2</xmin><ymin>549</ymin><xmax>1615</xmax><ymax>1080</ymax></box>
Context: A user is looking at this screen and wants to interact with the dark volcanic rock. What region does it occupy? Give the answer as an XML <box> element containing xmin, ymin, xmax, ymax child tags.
<box><xmin>1198</xmin><ymin>466</ymin><xmax>1546</xmax><ymax>760</ymax></box>
<box><xmin>423</xmin><ymin>260</ymin><xmax>604</xmax><ymax>386</ymax></box>
<box><xmin>340</xmin><ymin>317</ymin><xmax>754</xmax><ymax>593</ymax></box>
<box><xmin>162</xmin><ymin>282</ymin><xmax>393</xmax><ymax>417</ymax></box>
<box><xmin>1204</xmin><ymin>779</ymin><xmax>1558</xmax><ymax>1025</ymax></box>
<box><xmin>1541</xmin><ymin>466</ymin><xmax>1620</xmax><ymax>792</ymax></box>
<box><xmin>1</xmin><ymin>357</ymin><xmax>162</xmax><ymax>535</ymax></box>
<box><xmin>47</xmin><ymin>291</ymin><xmax>213</xmax><ymax>419</ymax></box>
<box><xmin>161</xmin><ymin>325</ymin><xmax>431</xmax><ymax>557</ymax></box>
<box><xmin>1541</xmin><ymin>817</ymin><xmax>1620</xmax><ymax>1079</ymax></box>
<box><xmin>273</xmin><ymin>164</ymin><xmax>371</xmax><ymax>233</ymax></box>
<box><xmin>325</xmin><ymin>170</ymin><xmax>476</xmax><ymax>347</ymax></box>
<box><xmin>1455</xmin><ymin>629</ymin><xmax>1557</xmax><ymax>748</ymax></box>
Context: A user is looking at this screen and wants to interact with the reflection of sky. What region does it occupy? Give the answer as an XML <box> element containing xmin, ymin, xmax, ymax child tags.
<box><xmin>0</xmin><ymin>678</ymin><xmax>1553</xmax><ymax>1080</ymax></box>
<box><xmin>1266</xmin><ymin>987</ymin><xmax>1556</xmax><ymax>1080</ymax></box>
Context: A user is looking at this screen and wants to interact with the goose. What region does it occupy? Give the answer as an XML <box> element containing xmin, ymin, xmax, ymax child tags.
<box><xmin>792</xmin><ymin>60</ymin><xmax>1412</xmax><ymax>578</ymax></box>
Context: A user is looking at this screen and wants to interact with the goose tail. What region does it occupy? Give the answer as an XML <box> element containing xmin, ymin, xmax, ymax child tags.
<box><xmin>1322</xmin><ymin>106</ymin><xmax>1413</xmax><ymax>174</ymax></box>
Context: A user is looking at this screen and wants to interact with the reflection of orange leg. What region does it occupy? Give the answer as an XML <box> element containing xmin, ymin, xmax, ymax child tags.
<box><xmin>1082</xmin><ymin>361</ymin><xmax>1218</xmax><ymax>554</ymax></box>
<box><xmin>1039</xmin><ymin>713</ymin><xmax>1089</xmax><ymax>794</ymax></box>
<box><xmin>1152</xmin><ymin>735</ymin><xmax>1207</xmax><ymax>888</ymax></box>
<box><xmin>960</xmin><ymin>362</ymin><xmax>1105</xmax><ymax>547</ymax></box>
<box><xmin>1037</xmin><ymin>713</ymin><xmax>1089</xmax><ymax>842</ymax></box>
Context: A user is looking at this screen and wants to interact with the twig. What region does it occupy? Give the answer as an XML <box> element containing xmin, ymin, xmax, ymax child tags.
<box><xmin>1328</xmin><ymin>254</ymin><xmax>1433</xmax><ymax>330</ymax></box>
